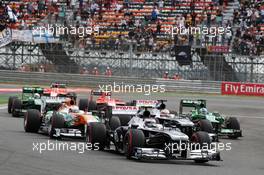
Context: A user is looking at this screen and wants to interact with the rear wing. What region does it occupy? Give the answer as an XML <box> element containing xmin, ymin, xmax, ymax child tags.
<box><xmin>41</xmin><ymin>96</ymin><xmax>67</xmax><ymax>104</ymax></box>
<box><xmin>22</xmin><ymin>87</ymin><xmax>44</xmax><ymax>94</ymax></box>
<box><xmin>112</xmin><ymin>106</ymin><xmax>139</xmax><ymax>115</ymax></box>
<box><xmin>91</xmin><ymin>90</ymin><xmax>111</xmax><ymax>97</ymax></box>
<box><xmin>50</xmin><ymin>83</ymin><xmax>67</xmax><ymax>88</ymax></box>
<box><xmin>179</xmin><ymin>99</ymin><xmax>206</xmax><ymax>114</ymax></box>
<box><xmin>135</xmin><ymin>100</ymin><xmax>158</xmax><ymax>108</ymax></box>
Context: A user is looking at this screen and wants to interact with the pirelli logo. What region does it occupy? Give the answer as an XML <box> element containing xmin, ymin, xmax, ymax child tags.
<box><xmin>113</xmin><ymin>106</ymin><xmax>138</xmax><ymax>110</ymax></box>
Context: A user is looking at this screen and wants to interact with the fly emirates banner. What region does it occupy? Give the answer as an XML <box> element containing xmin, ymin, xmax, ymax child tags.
<box><xmin>221</xmin><ymin>82</ymin><xmax>264</xmax><ymax>96</ymax></box>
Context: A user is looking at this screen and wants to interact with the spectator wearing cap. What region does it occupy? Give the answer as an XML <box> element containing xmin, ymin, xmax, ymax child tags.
<box><xmin>105</xmin><ymin>67</ymin><xmax>112</xmax><ymax>76</ymax></box>
<box><xmin>80</xmin><ymin>67</ymin><xmax>89</xmax><ymax>74</ymax></box>
<box><xmin>39</xmin><ymin>65</ymin><xmax>45</xmax><ymax>72</ymax></box>
<box><xmin>163</xmin><ymin>71</ymin><xmax>169</xmax><ymax>79</ymax></box>
<box><xmin>92</xmin><ymin>67</ymin><xmax>99</xmax><ymax>75</ymax></box>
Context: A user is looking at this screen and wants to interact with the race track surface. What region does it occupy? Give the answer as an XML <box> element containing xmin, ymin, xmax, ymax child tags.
<box><xmin>0</xmin><ymin>92</ymin><xmax>264</xmax><ymax>175</ymax></box>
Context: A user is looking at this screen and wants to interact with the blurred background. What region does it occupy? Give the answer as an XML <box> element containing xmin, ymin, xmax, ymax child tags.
<box><xmin>0</xmin><ymin>0</ymin><xmax>263</xmax><ymax>82</ymax></box>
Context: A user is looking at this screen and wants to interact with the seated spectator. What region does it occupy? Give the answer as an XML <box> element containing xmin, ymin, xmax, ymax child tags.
<box><xmin>120</xmin><ymin>18</ymin><xmax>127</xmax><ymax>29</ymax></box>
<box><xmin>90</xmin><ymin>2</ymin><xmax>98</xmax><ymax>18</ymax></box>
<box><xmin>151</xmin><ymin>7</ymin><xmax>159</xmax><ymax>22</ymax></box>
<box><xmin>115</xmin><ymin>3</ymin><xmax>123</xmax><ymax>13</ymax></box>
<box><xmin>70</xmin><ymin>0</ymin><xmax>76</xmax><ymax>9</ymax></box>
<box><xmin>158</xmin><ymin>0</ymin><xmax>164</xmax><ymax>8</ymax></box>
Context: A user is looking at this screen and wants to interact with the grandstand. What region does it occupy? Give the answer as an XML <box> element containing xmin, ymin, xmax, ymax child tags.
<box><xmin>0</xmin><ymin>0</ymin><xmax>263</xmax><ymax>82</ymax></box>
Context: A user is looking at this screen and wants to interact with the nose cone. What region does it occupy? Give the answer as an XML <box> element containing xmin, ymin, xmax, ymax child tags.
<box><xmin>169</xmin><ymin>130</ymin><xmax>189</xmax><ymax>141</ymax></box>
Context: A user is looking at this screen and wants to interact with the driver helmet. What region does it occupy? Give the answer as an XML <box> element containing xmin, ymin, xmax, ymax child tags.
<box><xmin>160</xmin><ymin>109</ymin><xmax>170</xmax><ymax>115</ymax></box>
<box><xmin>200</xmin><ymin>108</ymin><xmax>208</xmax><ymax>115</ymax></box>
<box><xmin>69</xmin><ymin>106</ymin><xmax>79</xmax><ymax>113</ymax></box>
<box><xmin>34</xmin><ymin>93</ymin><xmax>40</xmax><ymax>99</ymax></box>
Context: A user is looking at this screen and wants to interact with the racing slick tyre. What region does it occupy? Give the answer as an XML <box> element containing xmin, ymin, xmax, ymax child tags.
<box><xmin>191</xmin><ymin>131</ymin><xmax>211</xmax><ymax>163</ymax></box>
<box><xmin>88</xmin><ymin>100</ymin><xmax>97</xmax><ymax>111</ymax></box>
<box><xmin>109</xmin><ymin>116</ymin><xmax>121</xmax><ymax>130</ymax></box>
<box><xmin>12</xmin><ymin>98</ymin><xmax>22</xmax><ymax>117</ymax></box>
<box><xmin>197</xmin><ymin>119</ymin><xmax>214</xmax><ymax>133</ymax></box>
<box><xmin>226</xmin><ymin>117</ymin><xmax>240</xmax><ymax>139</ymax></box>
<box><xmin>124</xmin><ymin>129</ymin><xmax>145</xmax><ymax>159</ymax></box>
<box><xmin>79</xmin><ymin>99</ymin><xmax>89</xmax><ymax>111</ymax></box>
<box><xmin>49</xmin><ymin>114</ymin><xmax>65</xmax><ymax>139</ymax></box>
<box><xmin>8</xmin><ymin>96</ymin><xmax>17</xmax><ymax>113</ymax></box>
<box><xmin>86</xmin><ymin>122</ymin><xmax>107</xmax><ymax>150</ymax></box>
<box><xmin>24</xmin><ymin>109</ymin><xmax>41</xmax><ymax>133</ymax></box>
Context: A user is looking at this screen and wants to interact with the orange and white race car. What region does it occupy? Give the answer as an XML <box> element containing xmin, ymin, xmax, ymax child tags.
<box><xmin>43</xmin><ymin>83</ymin><xmax>77</xmax><ymax>101</ymax></box>
<box><xmin>78</xmin><ymin>90</ymin><xmax>126</xmax><ymax>112</ymax></box>
<box><xmin>24</xmin><ymin>97</ymin><xmax>105</xmax><ymax>144</ymax></box>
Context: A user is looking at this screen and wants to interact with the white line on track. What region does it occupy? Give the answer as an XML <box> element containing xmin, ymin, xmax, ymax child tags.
<box><xmin>0</xmin><ymin>105</ymin><xmax>7</xmax><ymax>110</ymax></box>
<box><xmin>229</xmin><ymin>115</ymin><xmax>264</xmax><ymax>119</ymax></box>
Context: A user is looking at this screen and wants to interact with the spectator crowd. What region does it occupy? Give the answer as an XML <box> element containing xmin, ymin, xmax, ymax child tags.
<box><xmin>0</xmin><ymin>0</ymin><xmax>263</xmax><ymax>55</ymax></box>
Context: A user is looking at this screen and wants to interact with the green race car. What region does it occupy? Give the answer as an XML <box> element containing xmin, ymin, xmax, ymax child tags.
<box><xmin>179</xmin><ymin>99</ymin><xmax>242</xmax><ymax>139</ymax></box>
<box><xmin>8</xmin><ymin>87</ymin><xmax>45</xmax><ymax>117</ymax></box>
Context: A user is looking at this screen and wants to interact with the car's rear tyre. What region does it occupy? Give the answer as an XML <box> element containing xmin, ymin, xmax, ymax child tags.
<box><xmin>12</xmin><ymin>98</ymin><xmax>22</xmax><ymax>117</ymax></box>
<box><xmin>88</xmin><ymin>100</ymin><xmax>97</xmax><ymax>111</ymax></box>
<box><xmin>191</xmin><ymin>131</ymin><xmax>211</xmax><ymax>163</ymax></box>
<box><xmin>109</xmin><ymin>116</ymin><xmax>121</xmax><ymax>130</ymax></box>
<box><xmin>49</xmin><ymin>114</ymin><xmax>65</xmax><ymax>139</ymax></box>
<box><xmin>226</xmin><ymin>117</ymin><xmax>240</xmax><ymax>139</ymax></box>
<box><xmin>79</xmin><ymin>99</ymin><xmax>89</xmax><ymax>111</ymax></box>
<box><xmin>197</xmin><ymin>119</ymin><xmax>214</xmax><ymax>133</ymax></box>
<box><xmin>24</xmin><ymin>109</ymin><xmax>41</xmax><ymax>133</ymax></box>
<box><xmin>124</xmin><ymin>129</ymin><xmax>145</xmax><ymax>159</ymax></box>
<box><xmin>86</xmin><ymin>122</ymin><xmax>107</xmax><ymax>150</ymax></box>
<box><xmin>8</xmin><ymin>96</ymin><xmax>17</xmax><ymax>113</ymax></box>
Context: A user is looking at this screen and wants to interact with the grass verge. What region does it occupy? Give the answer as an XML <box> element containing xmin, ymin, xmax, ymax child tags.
<box><xmin>0</xmin><ymin>94</ymin><xmax>19</xmax><ymax>105</ymax></box>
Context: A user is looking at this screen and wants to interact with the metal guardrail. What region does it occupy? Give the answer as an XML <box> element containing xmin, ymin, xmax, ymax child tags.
<box><xmin>156</xmin><ymin>79</ymin><xmax>221</xmax><ymax>93</ymax></box>
<box><xmin>0</xmin><ymin>70</ymin><xmax>221</xmax><ymax>94</ymax></box>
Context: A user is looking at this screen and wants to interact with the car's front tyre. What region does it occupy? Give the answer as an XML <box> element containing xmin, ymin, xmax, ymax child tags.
<box><xmin>24</xmin><ymin>109</ymin><xmax>41</xmax><ymax>133</ymax></box>
<box><xmin>86</xmin><ymin>122</ymin><xmax>107</xmax><ymax>150</ymax></box>
<box><xmin>12</xmin><ymin>98</ymin><xmax>22</xmax><ymax>117</ymax></box>
<box><xmin>124</xmin><ymin>129</ymin><xmax>145</xmax><ymax>159</ymax></box>
<box><xmin>8</xmin><ymin>96</ymin><xmax>17</xmax><ymax>114</ymax></box>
